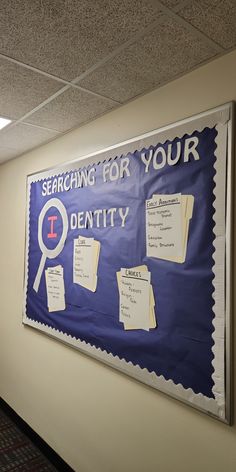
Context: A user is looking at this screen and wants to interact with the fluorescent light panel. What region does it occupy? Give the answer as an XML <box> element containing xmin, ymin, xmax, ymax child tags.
<box><xmin>0</xmin><ymin>117</ymin><xmax>12</xmax><ymax>130</ymax></box>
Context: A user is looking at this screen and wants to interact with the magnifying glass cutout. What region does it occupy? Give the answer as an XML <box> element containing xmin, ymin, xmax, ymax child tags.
<box><xmin>33</xmin><ymin>198</ymin><xmax>68</xmax><ymax>292</ymax></box>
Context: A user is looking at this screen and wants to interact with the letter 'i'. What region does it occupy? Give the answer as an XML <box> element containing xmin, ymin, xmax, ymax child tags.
<box><xmin>48</xmin><ymin>215</ymin><xmax>58</xmax><ymax>238</ymax></box>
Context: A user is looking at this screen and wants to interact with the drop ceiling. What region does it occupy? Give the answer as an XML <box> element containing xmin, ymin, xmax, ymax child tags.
<box><xmin>0</xmin><ymin>0</ymin><xmax>235</xmax><ymax>164</ymax></box>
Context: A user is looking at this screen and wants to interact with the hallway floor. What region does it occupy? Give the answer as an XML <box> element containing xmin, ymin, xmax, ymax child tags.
<box><xmin>0</xmin><ymin>407</ymin><xmax>57</xmax><ymax>471</ymax></box>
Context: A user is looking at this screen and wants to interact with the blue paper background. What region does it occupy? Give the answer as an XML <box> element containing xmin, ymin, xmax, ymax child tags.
<box><xmin>26</xmin><ymin>127</ymin><xmax>217</xmax><ymax>397</ymax></box>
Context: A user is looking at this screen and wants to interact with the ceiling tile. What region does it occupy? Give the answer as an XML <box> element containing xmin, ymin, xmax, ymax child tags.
<box><xmin>177</xmin><ymin>0</ymin><xmax>236</xmax><ymax>49</ymax></box>
<box><xmin>0</xmin><ymin>147</ymin><xmax>18</xmax><ymax>164</ymax></box>
<box><xmin>0</xmin><ymin>124</ymin><xmax>59</xmax><ymax>154</ymax></box>
<box><xmin>0</xmin><ymin>58</ymin><xmax>64</xmax><ymax>119</ymax></box>
<box><xmin>78</xmin><ymin>15</ymin><xmax>217</xmax><ymax>103</ymax></box>
<box><xmin>25</xmin><ymin>88</ymin><xmax>117</xmax><ymax>132</ymax></box>
<box><xmin>0</xmin><ymin>0</ymin><xmax>162</xmax><ymax>81</ymax></box>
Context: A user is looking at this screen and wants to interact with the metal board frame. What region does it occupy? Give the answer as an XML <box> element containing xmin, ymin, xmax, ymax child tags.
<box><xmin>23</xmin><ymin>102</ymin><xmax>234</xmax><ymax>424</ymax></box>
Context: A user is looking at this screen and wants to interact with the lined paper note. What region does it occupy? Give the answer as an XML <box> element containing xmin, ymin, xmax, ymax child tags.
<box><xmin>146</xmin><ymin>194</ymin><xmax>194</xmax><ymax>263</ymax></box>
<box><xmin>119</xmin><ymin>268</ymin><xmax>150</xmax><ymax>331</ymax></box>
<box><xmin>73</xmin><ymin>236</ymin><xmax>100</xmax><ymax>292</ymax></box>
<box><xmin>45</xmin><ymin>265</ymin><xmax>65</xmax><ymax>312</ymax></box>
<box><xmin>146</xmin><ymin>193</ymin><xmax>182</xmax><ymax>259</ymax></box>
<box><xmin>117</xmin><ymin>265</ymin><xmax>157</xmax><ymax>331</ymax></box>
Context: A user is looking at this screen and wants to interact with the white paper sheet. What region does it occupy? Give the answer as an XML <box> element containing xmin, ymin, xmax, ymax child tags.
<box><xmin>146</xmin><ymin>194</ymin><xmax>194</xmax><ymax>263</ymax></box>
<box><xmin>73</xmin><ymin>236</ymin><xmax>100</xmax><ymax>292</ymax></box>
<box><xmin>116</xmin><ymin>265</ymin><xmax>157</xmax><ymax>331</ymax></box>
<box><xmin>119</xmin><ymin>268</ymin><xmax>151</xmax><ymax>331</ymax></box>
<box><xmin>146</xmin><ymin>193</ymin><xmax>183</xmax><ymax>259</ymax></box>
<box><xmin>154</xmin><ymin>195</ymin><xmax>194</xmax><ymax>263</ymax></box>
<box><xmin>45</xmin><ymin>265</ymin><xmax>65</xmax><ymax>312</ymax></box>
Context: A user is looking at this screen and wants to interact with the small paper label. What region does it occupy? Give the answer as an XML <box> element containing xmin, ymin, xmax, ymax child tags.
<box><xmin>45</xmin><ymin>265</ymin><xmax>65</xmax><ymax>312</ymax></box>
<box><xmin>119</xmin><ymin>268</ymin><xmax>151</xmax><ymax>331</ymax></box>
<box><xmin>73</xmin><ymin>236</ymin><xmax>100</xmax><ymax>292</ymax></box>
<box><xmin>146</xmin><ymin>193</ymin><xmax>183</xmax><ymax>259</ymax></box>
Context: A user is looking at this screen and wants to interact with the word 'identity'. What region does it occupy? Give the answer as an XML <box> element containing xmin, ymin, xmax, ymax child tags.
<box><xmin>70</xmin><ymin>207</ymin><xmax>129</xmax><ymax>229</ymax></box>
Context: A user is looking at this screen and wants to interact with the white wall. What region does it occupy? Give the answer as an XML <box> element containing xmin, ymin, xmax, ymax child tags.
<box><xmin>0</xmin><ymin>50</ymin><xmax>236</xmax><ymax>472</ymax></box>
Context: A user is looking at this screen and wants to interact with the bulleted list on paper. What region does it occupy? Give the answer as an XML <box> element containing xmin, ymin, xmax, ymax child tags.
<box><xmin>73</xmin><ymin>235</ymin><xmax>100</xmax><ymax>292</ymax></box>
<box><xmin>146</xmin><ymin>193</ymin><xmax>182</xmax><ymax>259</ymax></box>
<box><xmin>45</xmin><ymin>265</ymin><xmax>65</xmax><ymax>312</ymax></box>
<box><xmin>118</xmin><ymin>267</ymin><xmax>155</xmax><ymax>331</ymax></box>
<box><xmin>117</xmin><ymin>265</ymin><xmax>156</xmax><ymax>331</ymax></box>
<box><xmin>146</xmin><ymin>193</ymin><xmax>194</xmax><ymax>263</ymax></box>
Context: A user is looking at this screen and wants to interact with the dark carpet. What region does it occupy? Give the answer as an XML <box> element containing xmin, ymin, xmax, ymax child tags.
<box><xmin>0</xmin><ymin>408</ymin><xmax>57</xmax><ymax>471</ymax></box>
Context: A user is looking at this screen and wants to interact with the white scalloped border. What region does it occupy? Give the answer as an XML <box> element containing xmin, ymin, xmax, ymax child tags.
<box><xmin>211</xmin><ymin>123</ymin><xmax>228</xmax><ymax>412</ymax></box>
<box><xmin>23</xmin><ymin>105</ymin><xmax>230</xmax><ymax>422</ymax></box>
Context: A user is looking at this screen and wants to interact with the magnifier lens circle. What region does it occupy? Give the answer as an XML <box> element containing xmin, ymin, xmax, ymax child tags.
<box><xmin>38</xmin><ymin>198</ymin><xmax>68</xmax><ymax>259</ymax></box>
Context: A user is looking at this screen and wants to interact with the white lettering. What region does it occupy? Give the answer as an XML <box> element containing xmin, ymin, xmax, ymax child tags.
<box><xmin>42</xmin><ymin>181</ymin><xmax>47</xmax><ymax>196</ymax></box>
<box><xmin>70</xmin><ymin>207</ymin><xmax>131</xmax><ymax>230</ymax></box>
<box><xmin>184</xmin><ymin>137</ymin><xmax>200</xmax><ymax>162</ymax></box>
<box><xmin>103</xmin><ymin>163</ymin><xmax>110</xmax><ymax>182</ymax></box>
<box><xmin>51</xmin><ymin>178</ymin><xmax>58</xmax><ymax>193</ymax></box>
<box><xmin>108</xmin><ymin>208</ymin><xmax>116</xmax><ymax>227</ymax></box>
<box><xmin>57</xmin><ymin>176</ymin><xmax>64</xmax><ymax>193</ymax></box>
<box><xmin>88</xmin><ymin>168</ymin><xmax>95</xmax><ymax>186</ymax></box>
<box><xmin>78</xmin><ymin>211</ymin><xmax>85</xmax><ymax>229</ymax></box>
<box><xmin>153</xmin><ymin>147</ymin><xmax>166</xmax><ymax>170</ymax></box>
<box><xmin>120</xmin><ymin>157</ymin><xmax>130</xmax><ymax>178</ymax></box>
<box><xmin>70</xmin><ymin>213</ymin><xmax>77</xmax><ymax>230</ymax></box>
<box><xmin>47</xmin><ymin>180</ymin><xmax>52</xmax><ymax>195</ymax></box>
<box><xmin>109</xmin><ymin>162</ymin><xmax>120</xmax><ymax>181</ymax></box>
<box><xmin>103</xmin><ymin>209</ymin><xmax>107</xmax><ymax>228</ymax></box>
<box><xmin>141</xmin><ymin>149</ymin><xmax>153</xmax><ymax>173</ymax></box>
<box><xmin>94</xmin><ymin>209</ymin><xmax>102</xmax><ymax>227</ymax></box>
<box><xmin>70</xmin><ymin>172</ymin><xmax>78</xmax><ymax>189</ymax></box>
<box><xmin>80</xmin><ymin>170</ymin><xmax>88</xmax><ymax>187</ymax></box>
<box><xmin>84</xmin><ymin>211</ymin><xmax>93</xmax><ymax>228</ymax></box>
<box><xmin>167</xmin><ymin>142</ymin><xmax>181</xmax><ymax>166</ymax></box>
<box><xmin>64</xmin><ymin>174</ymin><xmax>70</xmax><ymax>192</ymax></box>
<box><xmin>119</xmin><ymin>207</ymin><xmax>129</xmax><ymax>227</ymax></box>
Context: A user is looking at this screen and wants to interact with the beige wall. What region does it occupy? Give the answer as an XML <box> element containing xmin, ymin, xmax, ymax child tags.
<box><xmin>0</xmin><ymin>50</ymin><xmax>236</xmax><ymax>472</ymax></box>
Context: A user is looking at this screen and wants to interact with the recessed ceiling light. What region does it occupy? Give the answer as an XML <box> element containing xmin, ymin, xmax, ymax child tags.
<box><xmin>0</xmin><ymin>117</ymin><xmax>12</xmax><ymax>130</ymax></box>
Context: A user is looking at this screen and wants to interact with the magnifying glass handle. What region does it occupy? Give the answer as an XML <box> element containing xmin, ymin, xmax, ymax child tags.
<box><xmin>33</xmin><ymin>254</ymin><xmax>46</xmax><ymax>293</ymax></box>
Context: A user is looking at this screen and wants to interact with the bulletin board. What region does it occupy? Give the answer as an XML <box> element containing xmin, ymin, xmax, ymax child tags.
<box><xmin>23</xmin><ymin>103</ymin><xmax>233</xmax><ymax>423</ymax></box>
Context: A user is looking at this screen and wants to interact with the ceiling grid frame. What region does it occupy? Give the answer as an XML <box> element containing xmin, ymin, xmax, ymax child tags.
<box><xmin>0</xmin><ymin>0</ymin><xmax>235</xmax><ymax>162</ymax></box>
